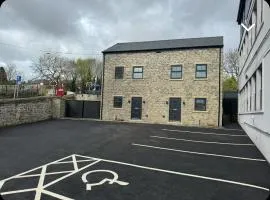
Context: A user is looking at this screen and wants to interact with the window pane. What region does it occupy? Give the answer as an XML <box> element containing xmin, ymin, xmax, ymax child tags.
<box><xmin>133</xmin><ymin>67</ymin><xmax>143</xmax><ymax>73</ymax></box>
<box><xmin>115</xmin><ymin>67</ymin><xmax>124</xmax><ymax>79</ymax></box>
<box><xmin>195</xmin><ymin>98</ymin><xmax>206</xmax><ymax>111</ymax></box>
<box><xmin>172</xmin><ymin>66</ymin><xmax>182</xmax><ymax>72</ymax></box>
<box><xmin>196</xmin><ymin>71</ymin><xmax>207</xmax><ymax>78</ymax></box>
<box><xmin>171</xmin><ymin>72</ymin><xmax>182</xmax><ymax>79</ymax></box>
<box><xmin>196</xmin><ymin>65</ymin><xmax>206</xmax><ymax>71</ymax></box>
<box><xmin>133</xmin><ymin>73</ymin><xmax>143</xmax><ymax>79</ymax></box>
<box><xmin>113</xmin><ymin>96</ymin><xmax>123</xmax><ymax>108</ymax></box>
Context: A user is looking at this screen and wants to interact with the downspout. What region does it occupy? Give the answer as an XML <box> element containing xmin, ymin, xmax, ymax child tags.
<box><xmin>101</xmin><ymin>53</ymin><xmax>105</xmax><ymax>120</ymax></box>
<box><xmin>218</xmin><ymin>47</ymin><xmax>222</xmax><ymax>127</ymax></box>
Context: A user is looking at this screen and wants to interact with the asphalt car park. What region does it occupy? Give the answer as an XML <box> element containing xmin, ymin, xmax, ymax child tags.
<box><xmin>0</xmin><ymin>119</ymin><xmax>270</xmax><ymax>200</ymax></box>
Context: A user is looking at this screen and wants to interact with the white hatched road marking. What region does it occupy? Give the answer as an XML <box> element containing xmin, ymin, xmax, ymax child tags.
<box><xmin>150</xmin><ymin>136</ymin><xmax>255</xmax><ymax>146</ymax></box>
<box><xmin>0</xmin><ymin>155</ymin><xmax>98</xmax><ymax>200</ymax></box>
<box><xmin>42</xmin><ymin>189</ymin><xmax>74</xmax><ymax>200</ymax></box>
<box><xmin>16</xmin><ymin>171</ymin><xmax>74</xmax><ymax>178</ymax></box>
<box><xmin>42</xmin><ymin>160</ymin><xmax>101</xmax><ymax>188</ymax></box>
<box><xmin>162</xmin><ymin>129</ymin><xmax>248</xmax><ymax>137</ymax></box>
<box><xmin>72</xmin><ymin>155</ymin><xmax>79</xmax><ymax>172</ymax></box>
<box><xmin>57</xmin><ymin>160</ymin><xmax>94</xmax><ymax>164</ymax></box>
<box><xmin>0</xmin><ymin>154</ymin><xmax>269</xmax><ymax>200</ymax></box>
<box><xmin>132</xmin><ymin>143</ymin><xmax>266</xmax><ymax>162</ymax></box>
<box><xmin>1</xmin><ymin>188</ymin><xmax>36</xmax><ymax>195</ymax></box>
<box><xmin>34</xmin><ymin>166</ymin><xmax>47</xmax><ymax>200</ymax></box>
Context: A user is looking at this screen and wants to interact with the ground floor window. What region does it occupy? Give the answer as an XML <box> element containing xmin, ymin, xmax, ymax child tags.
<box><xmin>195</xmin><ymin>98</ymin><xmax>207</xmax><ymax>111</ymax></box>
<box><xmin>113</xmin><ymin>96</ymin><xmax>123</xmax><ymax>108</ymax></box>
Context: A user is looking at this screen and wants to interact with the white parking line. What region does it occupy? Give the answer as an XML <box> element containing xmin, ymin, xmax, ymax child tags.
<box><xmin>1</xmin><ymin>153</ymin><xmax>269</xmax><ymax>199</ymax></box>
<box><xmin>34</xmin><ymin>166</ymin><xmax>47</xmax><ymax>200</ymax></box>
<box><xmin>1</xmin><ymin>188</ymin><xmax>36</xmax><ymax>195</ymax></box>
<box><xmin>150</xmin><ymin>136</ymin><xmax>255</xmax><ymax>146</ymax></box>
<box><xmin>72</xmin><ymin>155</ymin><xmax>79</xmax><ymax>172</ymax></box>
<box><xmin>162</xmin><ymin>129</ymin><xmax>248</xmax><ymax>137</ymax></box>
<box><xmin>16</xmin><ymin>171</ymin><xmax>74</xmax><ymax>178</ymax></box>
<box><xmin>132</xmin><ymin>143</ymin><xmax>266</xmax><ymax>162</ymax></box>
<box><xmin>42</xmin><ymin>189</ymin><xmax>74</xmax><ymax>200</ymax></box>
<box><xmin>75</xmin><ymin>154</ymin><xmax>269</xmax><ymax>192</ymax></box>
<box><xmin>0</xmin><ymin>154</ymin><xmax>74</xmax><ymax>189</ymax></box>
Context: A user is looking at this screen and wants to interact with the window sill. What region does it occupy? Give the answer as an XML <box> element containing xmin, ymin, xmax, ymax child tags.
<box><xmin>239</xmin><ymin>111</ymin><xmax>264</xmax><ymax>115</ymax></box>
<box><xmin>194</xmin><ymin>78</ymin><xmax>208</xmax><ymax>81</ymax></box>
<box><xmin>193</xmin><ymin>110</ymin><xmax>208</xmax><ymax>113</ymax></box>
<box><xmin>169</xmin><ymin>79</ymin><xmax>183</xmax><ymax>81</ymax></box>
<box><xmin>113</xmin><ymin>107</ymin><xmax>124</xmax><ymax>110</ymax></box>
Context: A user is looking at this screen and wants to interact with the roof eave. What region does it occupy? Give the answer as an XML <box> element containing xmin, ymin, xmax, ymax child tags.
<box><xmin>102</xmin><ymin>45</ymin><xmax>224</xmax><ymax>54</ymax></box>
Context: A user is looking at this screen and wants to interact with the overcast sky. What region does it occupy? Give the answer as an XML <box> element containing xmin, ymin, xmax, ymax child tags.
<box><xmin>0</xmin><ymin>0</ymin><xmax>240</xmax><ymax>80</ymax></box>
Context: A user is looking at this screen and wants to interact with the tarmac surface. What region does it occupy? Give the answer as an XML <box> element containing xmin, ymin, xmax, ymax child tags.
<box><xmin>0</xmin><ymin>119</ymin><xmax>269</xmax><ymax>200</ymax></box>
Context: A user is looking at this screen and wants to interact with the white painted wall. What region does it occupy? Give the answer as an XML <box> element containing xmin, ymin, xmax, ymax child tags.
<box><xmin>238</xmin><ymin>0</ymin><xmax>270</xmax><ymax>163</ymax></box>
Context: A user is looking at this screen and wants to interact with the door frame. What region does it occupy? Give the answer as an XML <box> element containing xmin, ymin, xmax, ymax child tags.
<box><xmin>168</xmin><ymin>97</ymin><xmax>182</xmax><ymax>122</ymax></box>
<box><xmin>131</xmin><ymin>96</ymin><xmax>143</xmax><ymax>120</ymax></box>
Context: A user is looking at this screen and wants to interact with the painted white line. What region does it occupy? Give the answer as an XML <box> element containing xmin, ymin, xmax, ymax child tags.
<box><xmin>0</xmin><ymin>181</ymin><xmax>5</xmax><ymax>191</ymax></box>
<box><xmin>72</xmin><ymin>155</ymin><xmax>79</xmax><ymax>172</ymax></box>
<box><xmin>0</xmin><ymin>155</ymin><xmax>74</xmax><ymax>184</ymax></box>
<box><xmin>34</xmin><ymin>166</ymin><xmax>47</xmax><ymax>200</ymax></box>
<box><xmin>74</xmin><ymin>154</ymin><xmax>269</xmax><ymax>192</ymax></box>
<box><xmin>162</xmin><ymin>129</ymin><xmax>248</xmax><ymax>137</ymax></box>
<box><xmin>1</xmin><ymin>188</ymin><xmax>36</xmax><ymax>196</ymax></box>
<box><xmin>151</xmin><ymin>136</ymin><xmax>255</xmax><ymax>146</ymax></box>
<box><xmin>132</xmin><ymin>143</ymin><xmax>266</xmax><ymax>162</ymax></box>
<box><xmin>213</xmin><ymin>127</ymin><xmax>245</xmax><ymax>132</ymax></box>
<box><xmin>16</xmin><ymin>171</ymin><xmax>74</xmax><ymax>178</ymax></box>
<box><xmin>43</xmin><ymin>159</ymin><xmax>101</xmax><ymax>189</ymax></box>
<box><xmin>42</xmin><ymin>189</ymin><xmax>74</xmax><ymax>200</ymax></box>
<box><xmin>0</xmin><ymin>155</ymin><xmax>75</xmax><ymax>192</ymax></box>
<box><xmin>56</xmin><ymin>160</ymin><xmax>93</xmax><ymax>164</ymax></box>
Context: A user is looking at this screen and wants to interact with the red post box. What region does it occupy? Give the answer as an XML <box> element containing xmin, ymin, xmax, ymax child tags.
<box><xmin>56</xmin><ymin>88</ymin><xmax>64</xmax><ymax>97</ymax></box>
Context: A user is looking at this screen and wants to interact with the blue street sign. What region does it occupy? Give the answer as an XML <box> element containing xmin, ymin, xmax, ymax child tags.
<box><xmin>16</xmin><ymin>75</ymin><xmax>21</xmax><ymax>85</ymax></box>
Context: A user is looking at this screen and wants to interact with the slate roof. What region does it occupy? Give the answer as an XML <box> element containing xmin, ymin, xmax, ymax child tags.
<box><xmin>103</xmin><ymin>36</ymin><xmax>223</xmax><ymax>53</ymax></box>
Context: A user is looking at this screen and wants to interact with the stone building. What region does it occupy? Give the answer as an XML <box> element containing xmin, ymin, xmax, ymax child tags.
<box><xmin>101</xmin><ymin>36</ymin><xmax>223</xmax><ymax>127</ymax></box>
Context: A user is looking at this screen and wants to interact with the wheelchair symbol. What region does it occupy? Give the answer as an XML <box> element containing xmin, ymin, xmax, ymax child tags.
<box><xmin>81</xmin><ymin>170</ymin><xmax>129</xmax><ymax>191</ymax></box>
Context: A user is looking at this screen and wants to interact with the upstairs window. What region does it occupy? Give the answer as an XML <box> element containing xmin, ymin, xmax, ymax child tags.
<box><xmin>115</xmin><ymin>67</ymin><xmax>124</xmax><ymax>79</ymax></box>
<box><xmin>171</xmin><ymin>65</ymin><xmax>183</xmax><ymax>79</ymax></box>
<box><xmin>195</xmin><ymin>64</ymin><xmax>207</xmax><ymax>78</ymax></box>
<box><xmin>195</xmin><ymin>98</ymin><xmax>207</xmax><ymax>111</ymax></box>
<box><xmin>133</xmin><ymin>66</ymin><xmax>143</xmax><ymax>79</ymax></box>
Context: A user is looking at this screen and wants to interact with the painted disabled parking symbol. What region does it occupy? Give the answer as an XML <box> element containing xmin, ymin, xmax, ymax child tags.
<box><xmin>82</xmin><ymin>170</ymin><xmax>129</xmax><ymax>191</ymax></box>
<box><xmin>0</xmin><ymin>154</ymin><xmax>269</xmax><ymax>199</ymax></box>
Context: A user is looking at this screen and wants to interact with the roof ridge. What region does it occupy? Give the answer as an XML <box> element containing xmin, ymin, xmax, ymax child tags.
<box><xmin>116</xmin><ymin>36</ymin><xmax>224</xmax><ymax>45</ymax></box>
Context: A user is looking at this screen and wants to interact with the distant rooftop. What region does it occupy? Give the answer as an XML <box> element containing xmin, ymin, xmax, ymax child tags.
<box><xmin>103</xmin><ymin>36</ymin><xmax>224</xmax><ymax>53</ymax></box>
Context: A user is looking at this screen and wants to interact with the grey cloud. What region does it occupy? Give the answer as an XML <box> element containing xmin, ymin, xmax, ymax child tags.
<box><xmin>0</xmin><ymin>0</ymin><xmax>240</xmax><ymax>79</ymax></box>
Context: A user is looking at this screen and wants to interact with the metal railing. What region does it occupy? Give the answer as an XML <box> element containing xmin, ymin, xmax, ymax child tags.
<box><xmin>0</xmin><ymin>84</ymin><xmax>46</xmax><ymax>99</ymax></box>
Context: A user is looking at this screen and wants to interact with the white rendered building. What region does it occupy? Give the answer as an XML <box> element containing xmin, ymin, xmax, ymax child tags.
<box><xmin>237</xmin><ymin>0</ymin><xmax>270</xmax><ymax>162</ymax></box>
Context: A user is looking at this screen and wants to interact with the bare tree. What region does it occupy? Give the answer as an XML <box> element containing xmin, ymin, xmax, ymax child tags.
<box><xmin>4</xmin><ymin>63</ymin><xmax>17</xmax><ymax>81</ymax></box>
<box><xmin>224</xmin><ymin>49</ymin><xmax>239</xmax><ymax>79</ymax></box>
<box><xmin>31</xmin><ymin>54</ymin><xmax>70</xmax><ymax>86</ymax></box>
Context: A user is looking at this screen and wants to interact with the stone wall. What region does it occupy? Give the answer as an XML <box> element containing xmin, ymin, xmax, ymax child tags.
<box><xmin>75</xmin><ymin>94</ymin><xmax>101</xmax><ymax>101</ymax></box>
<box><xmin>102</xmin><ymin>48</ymin><xmax>223</xmax><ymax>127</ymax></box>
<box><xmin>0</xmin><ymin>96</ymin><xmax>65</xmax><ymax>127</ymax></box>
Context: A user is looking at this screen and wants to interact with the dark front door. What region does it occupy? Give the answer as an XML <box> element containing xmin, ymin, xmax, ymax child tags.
<box><xmin>169</xmin><ymin>98</ymin><xmax>181</xmax><ymax>121</ymax></box>
<box><xmin>131</xmin><ymin>97</ymin><xmax>142</xmax><ymax>120</ymax></box>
